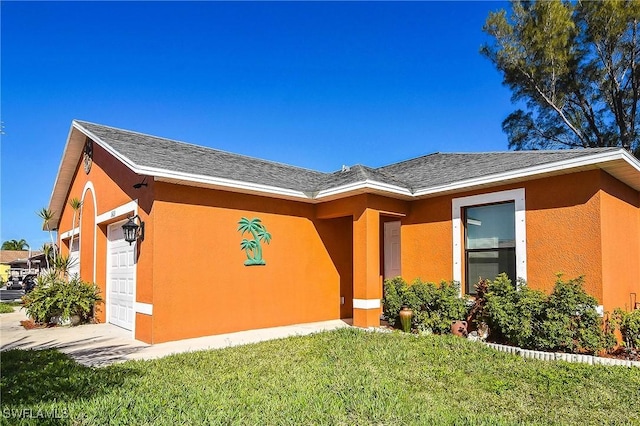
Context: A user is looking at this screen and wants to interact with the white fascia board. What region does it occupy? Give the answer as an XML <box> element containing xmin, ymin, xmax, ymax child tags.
<box><xmin>74</xmin><ymin>121</ymin><xmax>140</xmax><ymax>172</ymax></box>
<box><xmin>146</xmin><ymin>167</ymin><xmax>312</xmax><ymax>200</ymax></box>
<box><xmin>414</xmin><ymin>149</ymin><xmax>638</xmax><ymax>197</ymax></box>
<box><xmin>315</xmin><ymin>179</ymin><xmax>413</xmax><ymax>200</ymax></box>
<box><xmin>74</xmin><ymin>122</ymin><xmax>313</xmax><ymax>202</ymax></box>
<box><xmin>47</xmin><ymin>124</ymin><xmax>87</xmax><ymax>229</ymax></box>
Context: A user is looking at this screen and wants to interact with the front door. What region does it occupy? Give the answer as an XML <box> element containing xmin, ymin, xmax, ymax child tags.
<box><xmin>384</xmin><ymin>221</ymin><xmax>401</xmax><ymax>279</ymax></box>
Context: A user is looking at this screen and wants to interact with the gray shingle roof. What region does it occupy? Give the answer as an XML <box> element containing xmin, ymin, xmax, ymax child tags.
<box><xmin>377</xmin><ymin>149</ymin><xmax>620</xmax><ymax>189</ymax></box>
<box><xmin>74</xmin><ymin>120</ymin><xmax>622</xmax><ymax>195</ymax></box>
<box><xmin>76</xmin><ymin>121</ymin><xmax>326</xmax><ymax>193</ymax></box>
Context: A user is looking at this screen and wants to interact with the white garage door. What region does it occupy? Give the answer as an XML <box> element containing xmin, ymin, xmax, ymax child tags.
<box><xmin>107</xmin><ymin>221</ymin><xmax>136</xmax><ymax>331</ymax></box>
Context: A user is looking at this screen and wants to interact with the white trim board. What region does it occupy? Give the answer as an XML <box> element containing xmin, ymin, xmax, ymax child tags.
<box><xmin>452</xmin><ymin>188</ymin><xmax>527</xmax><ymax>288</ymax></box>
<box><xmin>60</xmin><ymin>227</ymin><xmax>80</xmax><ymax>240</ymax></box>
<box><xmin>353</xmin><ymin>298</ymin><xmax>381</xmax><ymax>310</ymax></box>
<box><xmin>96</xmin><ymin>199</ymin><xmax>139</xmax><ymax>224</ymax></box>
<box><xmin>135</xmin><ymin>302</ymin><xmax>153</xmax><ymax>316</ymax></box>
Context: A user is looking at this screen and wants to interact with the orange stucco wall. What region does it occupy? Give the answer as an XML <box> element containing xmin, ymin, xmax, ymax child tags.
<box><xmin>57</xmin><ymin>136</ymin><xmax>640</xmax><ymax>344</ymax></box>
<box><xmin>599</xmin><ymin>172</ymin><xmax>640</xmax><ymax>311</ymax></box>
<box><xmin>57</xmin><ymin>140</ymin><xmax>155</xmax><ymax>338</ymax></box>
<box><xmin>401</xmin><ymin>169</ymin><xmax>640</xmax><ymax>314</ymax></box>
<box><xmin>150</xmin><ymin>183</ymin><xmax>353</xmax><ymax>343</ymax></box>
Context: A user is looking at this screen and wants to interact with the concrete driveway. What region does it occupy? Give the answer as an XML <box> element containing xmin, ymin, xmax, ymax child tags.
<box><xmin>1</xmin><ymin>307</ymin><xmax>351</xmax><ymax>367</ymax></box>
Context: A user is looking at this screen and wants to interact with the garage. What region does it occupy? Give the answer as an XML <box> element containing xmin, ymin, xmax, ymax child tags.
<box><xmin>107</xmin><ymin>221</ymin><xmax>136</xmax><ymax>331</ymax></box>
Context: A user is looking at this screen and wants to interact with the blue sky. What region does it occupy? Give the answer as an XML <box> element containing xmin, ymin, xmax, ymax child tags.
<box><xmin>1</xmin><ymin>1</ymin><xmax>512</xmax><ymax>251</ymax></box>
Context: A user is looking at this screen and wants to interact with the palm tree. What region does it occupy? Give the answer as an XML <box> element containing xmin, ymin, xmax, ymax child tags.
<box><xmin>37</xmin><ymin>208</ymin><xmax>57</xmax><ymax>263</ymax></box>
<box><xmin>1</xmin><ymin>239</ymin><xmax>28</xmax><ymax>250</ymax></box>
<box><xmin>68</xmin><ymin>198</ymin><xmax>82</xmax><ymax>255</ymax></box>
<box><xmin>238</xmin><ymin>217</ymin><xmax>272</xmax><ymax>266</ymax></box>
<box><xmin>41</xmin><ymin>243</ymin><xmax>54</xmax><ymax>270</ymax></box>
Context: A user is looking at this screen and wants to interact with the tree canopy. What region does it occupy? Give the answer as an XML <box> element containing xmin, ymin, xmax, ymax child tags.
<box><xmin>2</xmin><ymin>239</ymin><xmax>28</xmax><ymax>251</ymax></box>
<box><xmin>482</xmin><ymin>0</ymin><xmax>640</xmax><ymax>157</ymax></box>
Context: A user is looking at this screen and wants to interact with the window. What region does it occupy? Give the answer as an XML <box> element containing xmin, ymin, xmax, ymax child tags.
<box><xmin>464</xmin><ymin>202</ymin><xmax>516</xmax><ymax>294</ymax></box>
<box><xmin>451</xmin><ymin>188</ymin><xmax>527</xmax><ymax>295</ymax></box>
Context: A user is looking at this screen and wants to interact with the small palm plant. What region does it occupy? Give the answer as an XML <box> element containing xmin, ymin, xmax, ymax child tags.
<box><xmin>68</xmin><ymin>198</ymin><xmax>82</xmax><ymax>253</ymax></box>
<box><xmin>41</xmin><ymin>243</ymin><xmax>54</xmax><ymax>270</ymax></box>
<box><xmin>37</xmin><ymin>208</ymin><xmax>57</xmax><ymax>263</ymax></box>
<box><xmin>238</xmin><ymin>217</ymin><xmax>272</xmax><ymax>266</ymax></box>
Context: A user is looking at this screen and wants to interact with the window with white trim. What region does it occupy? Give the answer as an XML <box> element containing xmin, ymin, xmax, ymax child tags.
<box><xmin>464</xmin><ymin>202</ymin><xmax>516</xmax><ymax>294</ymax></box>
<box><xmin>452</xmin><ymin>188</ymin><xmax>527</xmax><ymax>295</ymax></box>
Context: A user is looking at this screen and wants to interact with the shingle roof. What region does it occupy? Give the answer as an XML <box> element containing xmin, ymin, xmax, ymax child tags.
<box><xmin>69</xmin><ymin>120</ymin><xmax>635</xmax><ymax>200</ymax></box>
<box><xmin>316</xmin><ymin>164</ymin><xmax>413</xmax><ymax>192</ymax></box>
<box><xmin>0</xmin><ymin>250</ymin><xmax>43</xmax><ymax>264</ymax></box>
<box><xmin>377</xmin><ymin>149</ymin><xmax>621</xmax><ymax>189</ymax></box>
<box><xmin>76</xmin><ymin>121</ymin><xmax>326</xmax><ymax>193</ymax></box>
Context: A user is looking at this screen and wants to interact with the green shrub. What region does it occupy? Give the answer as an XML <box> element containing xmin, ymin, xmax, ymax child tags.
<box><xmin>0</xmin><ymin>303</ymin><xmax>15</xmax><ymax>314</ymax></box>
<box><xmin>613</xmin><ymin>308</ymin><xmax>640</xmax><ymax>349</ymax></box>
<box><xmin>383</xmin><ymin>277</ymin><xmax>467</xmax><ymax>333</ymax></box>
<box><xmin>537</xmin><ymin>276</ymin><xmax>612</xmax><ymax>353</ymax></box>
<box><xmin>480</xmin><ymin>274</ymin><xmax>546</xmax><ymax>348</ymax></box>
<box><xmin>23</xmin><ymin>271</ymin><xmax>102</xmax><ymax>324</ymax></box>
<box><xmin>472</xmin><ymin>273</ymin><xmax>614</xmax><ymax>354</ymax></box>
<box><xmin>382</xmin><ymin>277</ymin><xmax>410</xmax><ymax>327</ymax></box>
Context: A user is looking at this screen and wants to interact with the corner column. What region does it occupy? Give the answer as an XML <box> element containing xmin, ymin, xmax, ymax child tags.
<box><xmin>352</xmin><ymin>208</ymin><xmax>381</xmax><ymax>328</ymax></box>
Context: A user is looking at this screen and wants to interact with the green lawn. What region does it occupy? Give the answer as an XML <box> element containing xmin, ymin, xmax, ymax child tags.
<box><xmin>1</xmin><ymin>328</ymin><xmax>639</xmax><ymax>425</ymax></box>
<box><xmin>0</xmin><ymin>302</ymin><xmax>20</xmax><ymax>314</ymax></box>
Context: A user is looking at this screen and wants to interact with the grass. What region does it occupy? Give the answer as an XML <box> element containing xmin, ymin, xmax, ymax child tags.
<box><xmin>0</xmin><ymin>302</ymin><xmax>20</xmax><ymax>314</ymax></box>
<box><xmin>1</xmin><ymin>328</ymin><xmax>639</xmax><ymax>425</ymax></box>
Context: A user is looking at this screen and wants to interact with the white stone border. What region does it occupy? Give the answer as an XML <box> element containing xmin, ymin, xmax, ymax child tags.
<box><xmin>484</xmin><ymin>342</ymin><xmax>640</xmax><ymax>368</ymax></box>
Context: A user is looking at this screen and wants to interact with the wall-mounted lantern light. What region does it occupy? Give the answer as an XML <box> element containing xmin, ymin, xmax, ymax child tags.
<box><xmin>122</xmin><ymin>215</ymin><xmax>145</xmax><ymax>245</ymax></box>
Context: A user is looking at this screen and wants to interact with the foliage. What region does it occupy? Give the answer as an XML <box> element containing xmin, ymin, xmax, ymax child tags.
<box><xmin>613</xmin><ymin>308</ymin><xmax>640</xmax><ymax>349</ymax></box>
<box><xmin>37</xmin><ymin>207</ymin><xmax>57</xmax><ymax>265</ymax></box>
<box><xmin>22</xmin><ymin>271</ymin><xmax>102</xmax><ymax>324</ymax></box>
<box><xmin>1</xmin><ymin>239</ymin><xmax>28</xmax><ymax>250</ymax></box>
<box><xmin>482</xmin><ymin>0</ymin><xmax>640</xmax><ymax>156</ymax></box>
<box><xmin>383</xmin><ymin>277</ymin><xmax>467</xmax><ymax>333</ymax></box>
<box><xmin>472</xmin><ymin>273</ymin><xmax>615</xmax><ymax>354</ymax></box>
<box><xmin>479</xmin><ymin>274</ymin><xmax>547</xmax><ymax>348</ymax></box>
<box><xmin>2</xmin><ymin>329</ymin><xmax>639</xmax><ymax>425</ymax></box>
<box><xmin>41</xmin><ymin>243</ymin><xmax>56</xmax><ymax>270</ymax></box>
<box><xmin>68</xmin><ymin>197</ymin><xmax>82</xmax><ymax>257</ymax></box>
<box><xmin>0</xmin><ymin>303</ymin><xmax>16</xmax><ymax>314</ymax></box>
<box><xmin>52</xmin><ymin>254</ymin><xmax>77</xmax><ymax>279</ymax></box>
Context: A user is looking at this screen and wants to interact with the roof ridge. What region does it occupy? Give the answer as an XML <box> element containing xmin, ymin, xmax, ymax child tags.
<box><xmin>73</xmin><ymin>120</ymin><xmax>329</xmax><ymax>176</ymax></box>
<box><xmin>432</xmin><ymin>147</ymin><xmax>621</xmax><ymax>155</ymax></box>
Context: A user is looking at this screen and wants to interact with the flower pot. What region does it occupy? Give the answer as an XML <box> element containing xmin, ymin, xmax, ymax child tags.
<box><xmin>451</xmin><ymin>320</ymin><xmax>468</xmax><ymax>337</ymax></box>
<box><xmin>399</xmin><ymin>306</ymin><xmax>413</xmax><ymax>333</ymax></box>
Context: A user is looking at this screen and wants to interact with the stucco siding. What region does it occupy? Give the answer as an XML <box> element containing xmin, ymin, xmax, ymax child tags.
<box><xmin>599</xmin><ymin>171</ymin><xmax>640</xmax><ymax>312</ymax></box>
<box><xmin>402</xmin><ymin>170</ymin><xmax>605</xmax><ymax>299</ymax></box>
<box><xmin>151</xmin><ymin>183</ymin><xmax>351</xmax><ymax>343</ymax></box>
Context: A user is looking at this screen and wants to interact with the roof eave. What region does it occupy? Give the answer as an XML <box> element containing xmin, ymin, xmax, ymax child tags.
<box><xmin>314</xmin><ymin>179</ymin><xmax>414</xmax><ymax>202</ymax></box>
<box><xmin>47</xmin><ymin>122</ymin><xmax>87</xmax><ymax>230</ymax></box>
<box><xmin>413</xmin><ymin>149</ymin><xmax>640</xmax><ymax>198</ymax></box>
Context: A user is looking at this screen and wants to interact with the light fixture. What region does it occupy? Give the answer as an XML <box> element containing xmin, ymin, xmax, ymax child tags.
<box><xmin>122</xmin><ymin>215</ymin><xmax>145</xmax><ymax>245</ymax></box>
<box><xmin>133</xmin><ymin>177</ymin><xmax>148</xmax><ymax>189</ymax></box>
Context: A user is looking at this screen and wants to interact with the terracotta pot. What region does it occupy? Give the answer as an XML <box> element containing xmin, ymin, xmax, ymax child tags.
<box><xmin>451</xmin><ymin>320</ymin><xmax>468</xmax><ymax>337</ymax></box>
<box><xmin>399</xmin><ymin>306</ymin><xmax>413</xmax><ymax>333</ymax></box>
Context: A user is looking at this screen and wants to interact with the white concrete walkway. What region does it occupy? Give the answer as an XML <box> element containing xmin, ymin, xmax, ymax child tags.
<box><xmin>0</xmin><ymin>307</ymin><xmax>352</xmax><ymax>367</ymax></box>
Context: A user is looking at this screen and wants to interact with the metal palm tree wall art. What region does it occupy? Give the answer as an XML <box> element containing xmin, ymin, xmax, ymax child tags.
<box><xmin>238</xmin><ymin>217</ymin><xmax>272</xmax><ymax>266</ymax></box>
